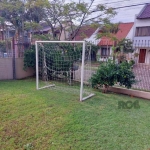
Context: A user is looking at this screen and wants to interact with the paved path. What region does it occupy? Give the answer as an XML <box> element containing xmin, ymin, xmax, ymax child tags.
<box><xmin>132</xmin><ymin>64</ymin><xmax>150</xmax><ymax>91</ymax></box>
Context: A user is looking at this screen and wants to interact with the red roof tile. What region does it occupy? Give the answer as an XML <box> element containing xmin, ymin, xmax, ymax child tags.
<box><xmin>74</xmin><ymin>25</ymin><xmax>97</xmax><ymax>41</ymax></box>
<box><xmin>137</xmin><ymin>3</ymin><xmax>150</xmax><ymax>19</ymax></box>
<box><xmin>98</xmin><ymin>22</ymin><xmax>134</xmax><ymax>46</ymax></box>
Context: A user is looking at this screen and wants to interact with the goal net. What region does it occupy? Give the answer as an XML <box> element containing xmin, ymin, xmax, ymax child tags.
<box><xmin>35</xmin><ymin>41</ymin><xmax>94</xmax><ymax>101</ymax></box>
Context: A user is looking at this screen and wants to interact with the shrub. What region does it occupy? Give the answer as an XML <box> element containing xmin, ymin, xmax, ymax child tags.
<box><xmin>90</xmin><ymin>60</ymin><xmax>136</xmax><ymax>92</ymax></box>
<box><xmin>23</xmin><ymin>45</ymin><xmax>36</xmax><ymax>70</ymax></box>
<box><xmin>117</xmin><ymin>61</ymin><xmax>136</xmax><ymax>88</ymax></box>
<box><xmin>129</xmin><ymin>59</ymin><xmax>135</xmax><ymax>66</ymax></box>
<box><xmin>0</xmin><ymin>40</ymin><xmax>11</xmax><ymax>53</ymax></box>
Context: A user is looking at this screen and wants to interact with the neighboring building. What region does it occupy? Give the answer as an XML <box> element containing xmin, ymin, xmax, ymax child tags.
<box><xmin>133</xmin><ymin>3</ymin><xmax>150</xmax><ymax>64</ymax></box>
<box><xmin>0</xmin><ymin>23</ymin><xmax>15</xmax><ymax>41</ymax></box>
<box><xmin>73</xmin><ymin>25</ymin><xmax>100</xmax><ymax>44</ymax></box>
<box><xmin>72</xmin><ymin>25</ymin><xmax>100</xmax><ymax>61</ymax></box>
<box><xmin>97</xmin><ymin>22</ymin><xmax>134</xmax><ymax>61</ymax></box>
<box><xmin>32</xmin><ymin>21</ymin><xmax>72</xmax><ymax>41</ymax></box>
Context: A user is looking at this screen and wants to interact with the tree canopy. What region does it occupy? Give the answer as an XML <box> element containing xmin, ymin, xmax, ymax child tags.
<box><xmin>0</xmin><ymin>0</ymin><xmax>117</xmax><ymax>40</ymax></box>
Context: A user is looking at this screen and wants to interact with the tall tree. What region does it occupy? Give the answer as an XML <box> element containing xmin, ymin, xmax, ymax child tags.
<box><xmin>42</xmin><ymin>0</ymin><xmax>117</xmax><ymax>40</ymax></box>
<box><xmin>0</xmin><ymin>0</ymin><xmax>117</xmax><ymax>40</ymax></box>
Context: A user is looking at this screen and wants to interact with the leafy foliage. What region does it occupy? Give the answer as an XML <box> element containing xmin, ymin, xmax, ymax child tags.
<box><xmin>116</xmin><ymin>38</ymin><xmax>134</xmax><ymax>53</ymax></box>
<box><xmin>97</xmin><ymin>21</ymin><xmax>120</xmax><ymax>41</ymax></box>
<box><xmin>0</xmin><ymin>0</ymin><xmax>117</xmax><ymax>40</ymax></box>
<box><xmin>0</xmin><ymin>40</ymin><xmax>11</xmax><ymax>53</ymax></box>
<box><xmin>23</xmin><ymin>45</ymin><xmax>36</xmax><ymax>70</ymax></box>
<box><xmin>23</xmin><ymin>43</ymin><xmax>82</xmax><ymax>80</ymax></box>
<box><xmin>117</xmin><ymin>61</ymin><xmax>136</xmax><ymax>88</ymax></box>
<box><xmin>0</xmin><ymin>41</ymin><xmax>6</xmax><ymax>52</ymax></box>
<box><xmin>110</xmin><ymin>39</ymin><xmax>135</xmax><ymax>63</ymax></box>
<box><xmin>90</xmin><ymin>60</ymin><xmax>136</xmax><ymax>90</ymax></box>
<box><xmin>38</xmin><ymin>43</ymin><xmax>82</xmax><ymax>72</ymax></box>
<box><xmin>86</xmin><ymin>42</ymin><xmax>100</xmax><ymax>61</ymax></box>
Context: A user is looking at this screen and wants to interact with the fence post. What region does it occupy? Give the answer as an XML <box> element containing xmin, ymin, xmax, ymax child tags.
<box><xmin>12</xmin><ymin>37</ymin><xmax>16</xmax><ymax>80</ymax></box>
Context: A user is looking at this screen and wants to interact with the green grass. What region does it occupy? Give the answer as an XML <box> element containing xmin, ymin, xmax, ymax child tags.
<box><xmin>0</xmin><ymin>79</ymin><xmax>150</xmax><ymax>150</ymax></box>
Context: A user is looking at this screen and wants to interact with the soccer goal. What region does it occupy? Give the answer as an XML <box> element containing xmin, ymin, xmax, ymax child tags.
<box><xmin>35</xmin><ymin>41</ymin><xmax>94</xmax><ymax>101</ymax></box>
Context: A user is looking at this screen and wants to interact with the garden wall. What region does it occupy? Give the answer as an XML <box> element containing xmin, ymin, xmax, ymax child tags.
<box><xmin>0</xmin><ymin>58</ymin><xmax>35</xmax><ymax>80</ymax></box>
<box><xmin>15</xmin><ymin>58</ymin><xmax>35</xmax><ymax>79</ymax></box>
<box><xmin>0</xmin><ymin>58</ymin><xmax>13</xmax><ymax>80</ymax></box>
<box><xmin>109</xmin><ymin>86</ymin><xmax>150</xmax><ymax>100</ymax></box>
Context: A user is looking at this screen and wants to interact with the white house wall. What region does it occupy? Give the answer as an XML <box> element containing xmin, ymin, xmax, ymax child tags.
<box><xmin>97</xmin><ymin>46</ymin><xmax>113</xmax><ymax>61</ymax></box>
<box><xmin>132</xmin><ymin>16</ymin><xmax>150</xmax><ymax>40</ymax></box>
<box><xmin>134</xmin><ymin>17</ymin><xmax>150</xmax><ymax>27</ymax></box>
<box><xmin>126</xmin><ymin>25</ymin><xmax>134</xmax><ymax>40</ymax></box>
<box><xmin>136</xmin><ymin>48</ymin><xmax>150</xmax><ymax>65</ymax></box>
<box><xmin>132</xmin><ymin>16</ymin><xmax>150</xmax><ymax>64</ymax></box>
<box><xmin>85</xmin><ymin>28</ymin><xmax>100</xmax><ymax>45</ymax></box>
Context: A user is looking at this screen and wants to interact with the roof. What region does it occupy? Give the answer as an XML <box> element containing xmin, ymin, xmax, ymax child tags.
<box><xmin>98</xmin><ymin>22</ymin><xmax>134</xmax><ymax>46</ymax></box>
<box><xmin>74</xmin><ymin>25</ymin><xmax>97</xmax><ymax>41</ymax></box>
<box><xmin>137</xmin><ymin>3</ymin><xmax>150</xmax><ymax>19</ymax></box>
<box><xmin>32</xmin><ymin>22</ymin><xmax>60</xmax><ymax>33</ymax></box>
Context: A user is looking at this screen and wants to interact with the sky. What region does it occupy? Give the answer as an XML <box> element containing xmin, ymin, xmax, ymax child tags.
<box><xmin>65</xmin><ymin>0</ymin><xmax>150</xmax><ymax>23</ymax></box>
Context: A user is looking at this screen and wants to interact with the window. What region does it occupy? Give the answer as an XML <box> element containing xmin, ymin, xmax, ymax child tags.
<box><xmin>101</xmin><ymin>47</ymin><xmax>110</xmax><ymax>56</ymax></box>
<box><xmin>135</xmin><ymin>26</ymin><xmax>150</xmax><ymax>36</ymax></box>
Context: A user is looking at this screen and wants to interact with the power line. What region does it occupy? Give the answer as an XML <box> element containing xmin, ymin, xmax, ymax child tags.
<box><xmin>90</xmin><ymin>2</ymin><xmax>148</xmax><ymax>12</ymax></box>
<box><xmin>97</xmin><ymin>0</ymin><xmax>131</xmax><ymax>5</ymax></box>
<box><xmin>114</xmin><ymin>3</ymin><xmax>148</xmax><ymax>9</ymax></box>
<box><xmin>91</xmin><ymin>0</ymin><xmax>140</xmax><ymax>7</ymax></box>
<box><xmin>90</xmin><ymin>0</ymin><xmax>131</xmax><ymax>8</ymax></box>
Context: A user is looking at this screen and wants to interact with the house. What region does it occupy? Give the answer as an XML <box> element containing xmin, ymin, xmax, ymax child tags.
<box><xmin>132</xmin><ymin>3</ymin><xmax>150</xmax><ymax>64</ymax></box>
<box><xmin>97</xmin><ymin>22</ymin><xmax>134</xmax><ymax>61</ymax></box>
<box><xmin>32</xmin><ymin>21</ymin><xmax>72</xmax><ymax>41</ymax></box>
<box><xmin>0</xmin><ymin>23</ymin><xmax>15</xmax><ymax>41</ymax></box>
<box><xmin>73</xmin><ymin>25</ymin><xmax>100</xmax><ymax>44</ymax></box>
<box><xmin>72</xmin><ymin>25</ymin><xmax>100</xmax><ymax>61</ymax></box>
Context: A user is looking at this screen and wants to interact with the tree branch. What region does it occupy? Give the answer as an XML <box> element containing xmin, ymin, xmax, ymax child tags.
<box><xmin>71</xmin><ymin>0</ymin><xmax>95</xmax><ymax>40</ymax></box>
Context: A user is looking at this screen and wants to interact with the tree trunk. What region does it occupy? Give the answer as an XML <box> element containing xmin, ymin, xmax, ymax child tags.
<box><xmin>103</xmin><ymin>84</ymin><xmax>109</xmax><ymax>93</ymax></box>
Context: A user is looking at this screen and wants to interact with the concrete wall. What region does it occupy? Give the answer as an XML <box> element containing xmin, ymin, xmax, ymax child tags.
<box><xmin>0</xmin><ymin>58</ymin><xmax>13</xmax><ymax>80</ymax></box>
<box><xmin>0</xmin><ymin>58</ymin><xmax>35</xmax><ymax>80</ymax></box>
<box><xmin>15</xmin><ymin>58</ymin><xmax>35</xmax><ymax>79</ymax></box>
<box><xmin>109</xmin><ymin>86</ymin><xmax>150</xmax><ymax>100</ymax></box>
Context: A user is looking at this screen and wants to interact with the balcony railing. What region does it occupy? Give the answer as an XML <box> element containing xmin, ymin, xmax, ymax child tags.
<box><xmin>133</xmin><ymin>37</ymin><xmax>150</xmax><ymax>47</ymax></box>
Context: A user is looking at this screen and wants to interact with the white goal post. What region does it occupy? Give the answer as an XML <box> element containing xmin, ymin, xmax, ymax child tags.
<box><xmin>35</xmin><ymin>40</ymin><xmax>94</xmax><ymax>101</ymax></box>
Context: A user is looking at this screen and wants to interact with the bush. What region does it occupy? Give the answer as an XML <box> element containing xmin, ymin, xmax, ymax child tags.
<box><xmin>90</xmin><ymin>60</ymin><xmax>136</xmax><ymax>92</ymax></box>
<box><xmin>23</xmin><ymin>45</ymin><xmax>36</xmax><ymax>70</ymax></box>
<box><xmin>23</xmin><ymin>43</ymin><xmax>82</xmax><ymax>81</ymax></box>
<box><xmin>0</xmin><ymin>40</ymin><xmax>11</xmax><ymax>53</ymax></box>
<box><xmin>117</xmin><ymin>61</ymin><xmax>136</xmax><ymax>88</ymax></box>
<box><xmin>129</xmin><ymin>59</ymin><xmax>135</xmax><ymax>66</ymax></box>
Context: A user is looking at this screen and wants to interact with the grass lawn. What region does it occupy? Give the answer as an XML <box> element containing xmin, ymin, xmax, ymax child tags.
<box><xmin>0</xmin><ymin>79</ymin><xmax>150</xmax><ymax>150</ymax></box>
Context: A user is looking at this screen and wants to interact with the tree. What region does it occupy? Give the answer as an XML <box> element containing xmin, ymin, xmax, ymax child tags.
<box><xmin>97</xmin><ymin>21</ymin><xmax>120</xmax><ymax>40</ymax></box>
<box><xmin>116</xmin><ymin>38</ymin><xmax>134</xmax><ymax>53</ymax></box>
<box><xmin>0</xmin><ymin>0</ymin><xmax>45</xmax><ymax>41</ymax></box>
<box><xmin>1</xmin><ymin>0</ymin><xmax>116</xmax><ymax>40</ymax></box>
<box><xmin>42</xmin><ymin>0</ymin><xmax>116</xmax><ymax>40</ymax></box>
<box><xmin>113</xmin><ymin>38</ymin><xmax>135</xmax><ymax>63</ymax></box>
<box><xmin>0</xmin><ymin>0</ymin><xmax>25</xmax><ymax>36</ymax></box>
<box><xmin>90</xmin><ymin>60</ymin><xmax>136</xmax><ymax>93</ymax></box>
